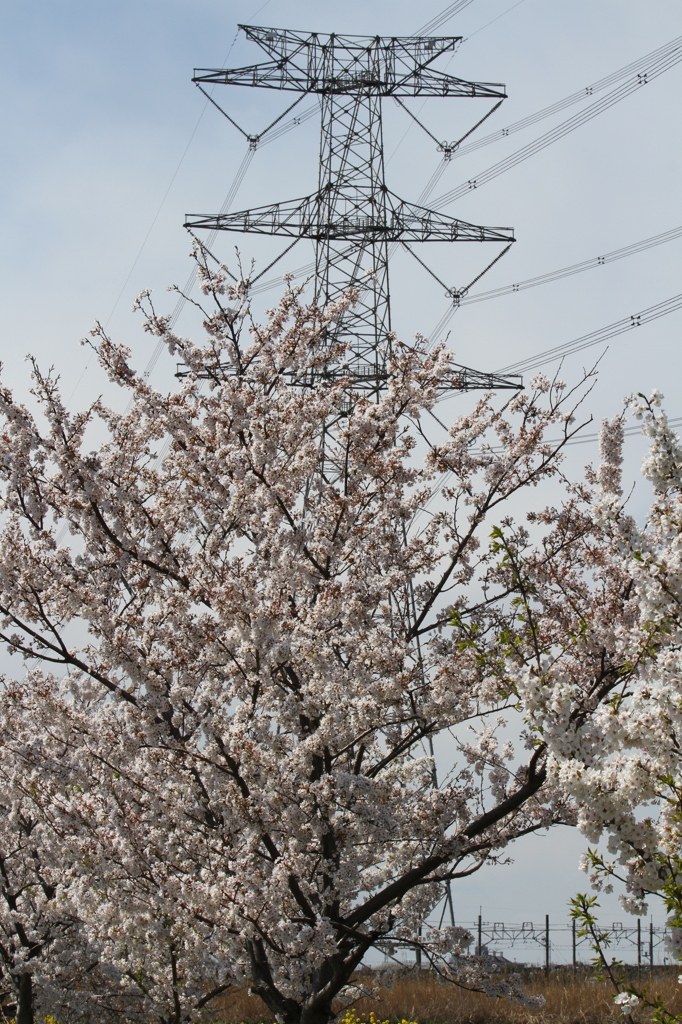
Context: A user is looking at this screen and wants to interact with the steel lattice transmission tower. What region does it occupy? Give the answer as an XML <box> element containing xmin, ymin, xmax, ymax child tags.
<box><xmin>185</xmin><ymin>25</ymin><xmax>521</xmax><ymax>396</ymax></box>
<box><xmin>184</xmin><ymin>26</ymin><xmax>519</xmax><ymax>940</ymax></box>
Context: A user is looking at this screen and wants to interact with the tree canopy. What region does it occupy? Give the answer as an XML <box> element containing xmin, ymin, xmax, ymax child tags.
<box><xmin>0</xmin><ymin>259</ymin><xmax>679</xmax><ymax>1023</ymax></box>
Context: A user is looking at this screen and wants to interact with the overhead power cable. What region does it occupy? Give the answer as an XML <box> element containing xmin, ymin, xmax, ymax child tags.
<box><xmin>247</xmin><ymin>260</ymin><xmax>315</xmax><ymax>294</ymax></box>
<box><xmin>63</xmin><ymin>30</ymin><xmax>248</xmax><ymax>412</ymax></box>
<box><xmin>429</xmin><ymin>36</ymin><xmax>682</xmax><ymax>210</ymax></box>
<box><xmin>132</xmin><ymin>97</ymin><xmax>321</xmax><ymax>359</ymax></box>
<box><xmin>393</xmin><ymin>33</ymin><xmax>682</xmax><ymax>333</ymax></box>
<box><xmin>448</xmin><ymin>33</ymin><xmax>682</xmax><ymax>162</ymax></box>
<box><xmin>416</xmin><ymin>0</ymin><xmax>479</xmax><ymax>36</ymax></box>
<box><xmin>258</xmin><ymin>102</ymin><xmax>319</xmax><ymax>145</ymax></box>
<box><xmin>563</xmin><ymin>416</ymin><xmax>682</xmax><ymax>447</ymax></box>
<box><xmin>463</xmin><ymin>0</ymin><xmax>528</xmax><ymax>40</ymax></box>
<box><xmin>390</xmin><ymin>31</ymin><xmax>681</xmax><ymax>208</ymax></box>
<box><xmin>249</xmin><ymin>199</ymin><xmax>682</xmax><ymax>322</ymax></box>
<box><xmin>427</xmin><ymin>223</ymin><xmax>682</xmax><ymax>341</ymax></box>
<box><xmin>461</xmin><ymin>224</ymin><xmax>682</xmax><ymax>305</ymax></box>
<box><xmin>56</xmin><ymin>11</ymin><xmax>273</xmax><ymax>535</ymax></box>
<box><xmin>497</xmin><ymin>292</ymin><xmax>682</xmax><ymax>376</ymax></box>
<box><xmin>414</xmin><ymin>410</ymin><xmax>682</xmax><ymax>534</ymax></box>
<box><xmin>470</xmin><ymin>417</ymin><xmax>682</xmax><ymax>455</ymax></box>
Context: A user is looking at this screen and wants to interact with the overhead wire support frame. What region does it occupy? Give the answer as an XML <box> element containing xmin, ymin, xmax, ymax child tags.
<box><xmin>185</xmin><ymin>25</ymin><xmax>520</xmax><ymax>398</ymax></box>
<box><xmin>182</xmin><ymin>21</ymin><xmax>522</xmax><ymax>940</ymax></box>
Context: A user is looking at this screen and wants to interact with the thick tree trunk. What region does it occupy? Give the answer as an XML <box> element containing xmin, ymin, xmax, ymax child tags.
<box><xmin>254</xmin><ymin>976</ymin><xmax>335</xmax><ymax>1024</ymax></box>
<box><xmin>248</xmin><ymin>934</ymin><xmax>372</xmax><ymax>1024</ymax></box>
<box><xmin>298</xmin><ymin>1002</ymin><xmax>335</xmax><ymax>1024</ymax></box>
<box><xmin>16</xmin><ymin>972</ymin><xmax>34</xmax><ymax>1024</ymax></box>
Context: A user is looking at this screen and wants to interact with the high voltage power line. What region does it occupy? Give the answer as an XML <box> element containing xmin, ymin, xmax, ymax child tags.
<box><xmin>411</xmin><ymin>411</ymin><xmax>682</xmax><ymax>540</ymax></box>
<box><xmin>459</xmin><ymin>225</ymin><xmax>682</xmax><ymax>305</ymax></box>
<box><xmin>496</xmin><ymin>293</ymin><xmax>682</xmax><ymax>376</ymax></box>
<box><xmin>389</xmin><ymin>31</ymin><xmax>682</xmax><ymax>215</ymax></box>
<box><xmin>441</xmin><ymin>33</ymin><xmax>682</xmax><ymax>162</ymax></box>
<box><xmin>562</xmin><ymin>417</ymin><xmax>682</xmax><ymax>448</ymax></box>
<box><xmin>138</xmin><ymin>147</ymin><xmax>257</xmax><ymax>386</ymax></box>
<box><xmin>415</xmin><ymin>0</ymin><xmax>479</xmax><ymax>35</ymax></box>
<box><xmin>464</xmin><ymin>418</ymin><xmax>682</xmax><ymax>457</ymax></box>
<box><xmin>425</xmin><ymin>223</ymin><xmax>682</xmax><ymax>340</ymax></box>
<box><xmin>429</xmin><ymin>35</ymin><xmax>682</xmax><ymax>210</ymax></box>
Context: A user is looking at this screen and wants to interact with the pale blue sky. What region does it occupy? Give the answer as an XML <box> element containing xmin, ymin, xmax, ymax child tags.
<box><xmin>1</xmin><ymin>0</ymin><xmax>681</xmax><ymax>946</ymax></box>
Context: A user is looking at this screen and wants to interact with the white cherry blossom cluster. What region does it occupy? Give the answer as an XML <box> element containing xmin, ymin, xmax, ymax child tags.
<box><xmin>496</xmin><ymin>391</ymin><xmax>682</xmax><ymax>958</ymax></box>
<box><xmin>614</xmin><ymin>992</ymin><xmax>641</xmax><ymax>1015</ymax></box>
<box><xmin>0</xmin><ymin>253</ymin><xmax>666</xmax><ymax>1022</ymax></box>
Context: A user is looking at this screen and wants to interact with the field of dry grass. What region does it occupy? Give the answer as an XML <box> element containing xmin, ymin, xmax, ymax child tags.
<box><xmin>212</xmin><ymin>968</ymin><xmax>682</xmax><ymax>1024</ymax></box>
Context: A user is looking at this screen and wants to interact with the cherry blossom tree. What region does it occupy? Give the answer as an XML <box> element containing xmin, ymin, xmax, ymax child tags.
<box><xmin>513</xmin><ymin>394</ymin><xmax>682</xmax><ymax>970</ymax></box>
<box><xmin>0</xmin><ymin>738</ymin><xmax>61</xmax><ymax>1024</ymax></box>
<box><xmin>0</xmin><ymin>254</ymin><xmax>668</xmax><ymax>1023</ymax></box>
<box><xmin>0</xmin><ymin>682</ymin><xmax>163</xmax><ymax>1024</ymax></box>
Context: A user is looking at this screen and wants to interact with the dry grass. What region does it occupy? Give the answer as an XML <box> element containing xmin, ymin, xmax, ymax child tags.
<box><xmin>211</xmin><ymin>968</ymin><xmax>682</xmax><ymax>1024</ymax></box>
<box><xmin>353</xmin><ymin>970</ymin><xmax>682</xmax><ymax>1024</ymax></box>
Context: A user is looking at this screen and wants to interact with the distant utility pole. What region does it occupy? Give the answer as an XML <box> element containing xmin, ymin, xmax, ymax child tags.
<box><xmin>186</xmin><ymin>25</ymin><xmax>521</xmax><ymax>397</ymax></box>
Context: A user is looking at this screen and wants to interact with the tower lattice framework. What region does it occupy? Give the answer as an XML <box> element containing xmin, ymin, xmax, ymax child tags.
<box><xmin>186</xmin><ymin>25</ymin><xmax>521</xmax><ymax>396</ymax></box>
<box><xmin>183</xmin><ymin>24</ymin><xmax>523</xmax><ymax>940</ymax></box>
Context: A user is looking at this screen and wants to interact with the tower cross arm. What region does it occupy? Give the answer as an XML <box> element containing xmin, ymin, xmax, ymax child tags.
<box><xmin>193</xmin><ymin>25</ymin><xmax>506</xmax><ymax>98</ymax></box>
<box><xmin>441</xmin><ymin>364</ymin><xmax>522</xmax><ymax>392</ymax></box>
<box><xmin>386</xmin><ymin>192</ymin><xmax>515</xmax><ymax>242</ymax></box>
<box><xmin>193</xmin><ymin>63</ymin><xmax>506</xmax><ymax>98</ymax></box>
<box><xmin>193</xmin><ymin>64</ymin><xmax>505</xmax><ymax>98</ymax></box>
<box><xmin>193</xmin><ymin>62</ymin><xmax>311</xmax><ymax>93</ymax></box>
<box><xmin>184</xmin><ymin>193</ymin><xmax>515</xmax><ymax>244</ymax></box>
<box><xmin>185</xmin><ymin>196</ymin><xmax>317</xmax><ymax>237</ymax></box>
